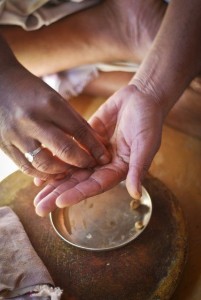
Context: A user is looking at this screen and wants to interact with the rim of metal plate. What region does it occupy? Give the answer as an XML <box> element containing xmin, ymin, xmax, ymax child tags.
<box><xmin>50</xmin><ymin>183</ymin><xmax>152</xmax><ymax>251</ymax></box>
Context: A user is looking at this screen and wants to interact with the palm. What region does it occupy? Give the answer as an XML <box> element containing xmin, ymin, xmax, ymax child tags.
<box><xmin>34</xmin><ymin>85</ymin><xmax>164</xmax><ymax>216</ymax></box>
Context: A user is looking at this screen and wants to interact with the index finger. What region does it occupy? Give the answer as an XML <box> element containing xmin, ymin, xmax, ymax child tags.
<box><xmin>50</xmin><ymin>99</ymin><xmax>111</xmax><ymax>165</ymax></box>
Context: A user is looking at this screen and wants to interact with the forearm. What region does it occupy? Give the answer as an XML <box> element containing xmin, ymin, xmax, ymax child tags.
<box><xmin>131</xmin><ymin>0</ymin><xmax>201</xmax><ymax>115</ymax></box>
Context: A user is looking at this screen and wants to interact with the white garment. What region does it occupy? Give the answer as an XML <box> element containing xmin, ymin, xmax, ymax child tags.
<box><xmin>43</xmin><ymin>65</ymin><xmax>99</xmax><ymax>99</ymax></box>
<box><xmin>0</xmin><ymin>0</ymin><xmax>100</xmax><ymax>30</ymax></box>
<box><xmin>43</xmin><ymin>62</ymin><xmax>139</xmax><ymax>99</ymax></box>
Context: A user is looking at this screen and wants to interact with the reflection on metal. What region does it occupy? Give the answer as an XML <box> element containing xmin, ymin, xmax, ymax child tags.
<box><xmin>50</xmin><ymin>182</ymin><xmax>152</xmax><ymax>251</ymax></box>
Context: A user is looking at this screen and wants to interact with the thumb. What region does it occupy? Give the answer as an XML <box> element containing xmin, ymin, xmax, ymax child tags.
<box><xmin>126</xmin><ymin>137</ymin><xmax>160</xmax><ymax>199</ymax></box>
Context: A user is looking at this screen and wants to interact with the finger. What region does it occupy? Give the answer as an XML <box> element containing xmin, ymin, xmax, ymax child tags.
<box><xmin>126</xmin><ymin>136</ymin><xmax>161</xmax><ymax>200</ymax></box>
<box><xmin>34</xmin><ymin>172</ymin><xmax>80</xmax><ymax>207</ymax></box>
<box><xmin>93</xmin><ymin>129</ymin><xmax>110</xmax><ymax>147</ymax></box>
<box><xmin>34</xmin><ymin>177</ymin><xmax>45</xmax><ymax>186</ymax></box>
<box><xmin>89</xmin><ymin>96</ymin><xmax>118</xmax><ymax>139</ymax></box>
<box><xmin>35</xmin><ymin>169</ymin><xmax>93</xmax><ymax>217</ymax></box>
<box><xmin>56</xmin><ymin>159</ymin><xmax>127</xmax><ymax>208</ymax></box>
<box><xmin>51</xmin><ymin>100</ymin><xmax>111</xmax><ymax>165</ymax></box>
<box><xmin>34</xmin><ymin>180</ymin><xmax>65</xmax><ymax>207</ymax></box>
<box><xmin>33</xmin><ymin>166</ymin><xmax>75</xmax><ymax>186</ymax></box>
<box><xmin>2</xmin><ymin>143</ymin><xmax>65</xmax><ymax>181</ymax></box>
<box><xmin>13</xmin><ymin>134</ymin><xmax>73</xmax><ymax>175</ymax></box>
<box><xmin>33</xmin><ymin>178</ymin><xmax>70</xmax><ymax>214</ymax></box>
<box><xmin>33</xmin><ymin>125</ymin><xmax>98</xmax><ymax>168</ymax></box>
<box><xmin>31</xmin><ymin>147</ymin><xmax>72</xmax><ymax>174</ymax></box>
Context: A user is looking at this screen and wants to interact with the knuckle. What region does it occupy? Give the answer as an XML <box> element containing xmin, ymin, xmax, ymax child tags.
<box><xmin>20</xmin><ymin>163</ymin><xmax>34</xmax><ymax>176</ymax></box>
<box><xmin>52</xmin><ymin>188</ymin><xmax>62</xmax><ymax>197</ymax></box>
<box><xmin>0</xmin><ymin>140</ymin><xmax>11</xmax><ymax>153</ymax></box>
<box><xmin>90</xmin><ymin>177</ymin><xmax>104</xmax><ymax>193</ymax></box>
<box><xmin>20</xmin><ymin>162</ymin><xmax>51</xmax><ymax>181</ymax></box>
<box><xmin>69</xmin><ymin>177</ymin><xmax>79</xmax><ymax>185</ymax></box>
<box><xmin>57</xmin><ymin>143</ymin><xmax>74</xmax><ymax>158</ymax></box>
<box><xmin>43</xmin><ymin>93</ymin><xmax>55</xmax><ymax>108</ymax></box>
<box><xmin>14</xmin><ymin>108</ymin><xmax>35</xmax><ymax>126</ymax></box>
<box><xmin>73</xmin><ymin>123</ymin><xmax>90</xmax><ymax>141</ymax></box>
<box><xmin>41</xmin><ymin>91</ymin><xmax>62</xmax><ymax>111</ymax></box>
<box><xmin>89</xmin><ymin>143</ymin><xmax>103</xmax><ymax>158</ymax></box>
<box><xmin>74</xmin><ymin>186</ymin><xmax>86</xmax><ymax>199</ymax></box>
<box><xmin>34</xmin><ymin>160</ymin><xmax>50</xmax><ymax>172</ymax></box>
<box><xmin>20</xmin><ymin>163</ymin><xmax>50</xmax><ymax>181</ymax></box>
<box><xmin>1</xmin><ymin>124</ymin><xmax>16</xmax><ymax>140</ymax></box>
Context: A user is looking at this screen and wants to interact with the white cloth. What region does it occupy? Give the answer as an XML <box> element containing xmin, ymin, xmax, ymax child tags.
<box><xmin>43</xmin><ymin>64</ymin><xmax>99</xmax><ymax>99</ymax></box>
<box><xmin>0</xmin><ymin>0</ymin><xmax>100</xmax><ymax>30</ymax></box>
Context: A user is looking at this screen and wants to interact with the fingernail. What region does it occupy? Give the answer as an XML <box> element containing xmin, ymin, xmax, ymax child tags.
<box><xmin>56</xmin><ymin>199</ymin><xmax>67</xmax><ymax>208</ymax></box>
<box><xmin>98</xmin><ymin>154</ymin><xmax>111</xmax><ymax>165</ymax></box>
<box><xmin>133</xmin><ymin>184</ymin><xmax>142</xmax><ymax>200</ymax></box>
<box><xmin>133</xmin><ymin>191</ymin><xmax>142</xmax><ymax>200</ymax></box>
<box><xmin>35</xmin><ymin>207</ymin><xmax>46</xmax><ymax>217</ymax></box>
<box><xmin>33</xmin><ymin>177</ymin><xmax>45</xmax><ymax>186</ymax></box>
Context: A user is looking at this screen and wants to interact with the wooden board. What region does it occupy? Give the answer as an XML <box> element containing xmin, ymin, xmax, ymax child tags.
<box><xmin>0</xmin><ymin>172</ymin><xmax>187</xmax><ymax>300</ymax></box>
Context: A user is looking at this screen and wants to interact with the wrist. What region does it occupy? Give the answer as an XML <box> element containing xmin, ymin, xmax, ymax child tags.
<box><xmin>129</xmin><ymin>43</ymin><xmax>200</xmax><ymax>117</ymax></box>
<box><xmin>129</xmin><ymin>0</ymin><xmax>201</xmax><ymax>115</ymax></box>
<box><xmin>129</xmin><ymin>50</ymin><xmax>170</xmax><ymax>118</ymax></box>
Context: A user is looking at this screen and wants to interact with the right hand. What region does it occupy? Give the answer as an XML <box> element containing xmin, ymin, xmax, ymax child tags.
<box><xmin>0</xmin><ymin>62</ymin><xmax>110</xmax><ymax>181</ymax></box>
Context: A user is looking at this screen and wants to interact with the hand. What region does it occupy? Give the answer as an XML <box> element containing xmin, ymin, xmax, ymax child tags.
<box><xmin>0</xmin><ymin>62</ymin><xmax>110</xmax><ymax>181</ymax></box>
<box><xmin>34</xmin><ymin>84</ymin><xmax>164</xmax><ymax>216</ymax></box>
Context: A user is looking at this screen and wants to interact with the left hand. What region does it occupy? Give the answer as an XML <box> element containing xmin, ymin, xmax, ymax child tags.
<box><xmin>34</xmin><ymin>84</ymin><xmax>164</xmax><ymax>216</ymax></box>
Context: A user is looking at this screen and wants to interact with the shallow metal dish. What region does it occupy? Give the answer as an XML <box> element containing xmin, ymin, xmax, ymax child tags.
<box><xmin>50</xmin><ymin>182</ymin><xmax>152</xmax><ymax>251</ymax></box>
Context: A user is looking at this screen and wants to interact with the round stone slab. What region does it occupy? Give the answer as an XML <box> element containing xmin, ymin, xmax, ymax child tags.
<box><xmin>0</xmin><ymin>172</ymin><xmax>187</xmax><ymax>300</ymax></box>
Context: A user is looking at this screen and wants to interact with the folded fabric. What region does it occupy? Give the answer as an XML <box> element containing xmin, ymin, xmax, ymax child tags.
<box><xmin>43</xmin><ymin>64</ymin><xmax>99</xmax><ymax>99</ymax></box>
<box><xmin>0</xmin><ymin>207</ymin><xmax>62</xmax><ymax>300</ymax></box>
<box><xmin>0</xmin><ymin>0</ymin><xmax>100</xmax><ymax>30</ymax></box>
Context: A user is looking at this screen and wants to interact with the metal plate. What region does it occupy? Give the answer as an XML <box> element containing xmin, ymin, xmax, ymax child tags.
<box><xmin>50</xmin><ymin>182</ymin><xmax>152</xmax><ymax>251</ymax></box>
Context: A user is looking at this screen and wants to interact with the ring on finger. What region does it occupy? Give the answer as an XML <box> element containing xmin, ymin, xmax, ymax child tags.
<box><xmin>24</xmin><ymin>146</ymin><xmax>43</xmax><ymax>163</ymax></box>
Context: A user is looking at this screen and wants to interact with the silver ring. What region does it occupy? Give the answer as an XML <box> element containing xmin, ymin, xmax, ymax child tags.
<box><xmin>24</xmin><ymin>146</ymin><xmax>43</xmax><ymax>163</ymax></box>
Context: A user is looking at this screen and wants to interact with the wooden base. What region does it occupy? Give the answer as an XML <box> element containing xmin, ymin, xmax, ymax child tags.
<box><xmin>0</xmin><ymin>172</ymin><xmax>187</xmax><ymax>300</ymax></box>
